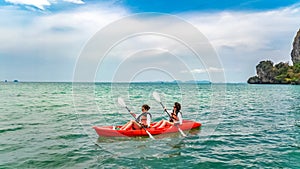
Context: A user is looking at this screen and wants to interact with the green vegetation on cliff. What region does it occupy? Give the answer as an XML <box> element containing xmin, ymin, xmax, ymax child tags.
<box><xmin>248</xmin><ymin>61</ymin><xmax>300</xmax><ymax>84</ymax></box>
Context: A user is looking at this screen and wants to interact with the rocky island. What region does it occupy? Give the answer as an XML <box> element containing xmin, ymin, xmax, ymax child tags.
<box><xmin>248</xmin><ymin>29</ymin><xmax>300</xmax><ymax>84</ymax></box>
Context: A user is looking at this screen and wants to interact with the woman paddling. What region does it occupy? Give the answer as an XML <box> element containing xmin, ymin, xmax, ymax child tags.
<box><xmin>152</xmin><ymin>102</ymin><xmax>182</xmax><ymax>129</ymax></box>
<box><xmin>120</xmin><ymin>104</ymin><xmax>152</xmax><ymax>130</ymax></box>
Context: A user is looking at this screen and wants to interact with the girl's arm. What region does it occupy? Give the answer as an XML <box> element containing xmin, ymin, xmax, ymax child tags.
<box><xmin>130</xmin><ymin>112</ymin><xmax>136</xmax><ymax>118</ymax></box>
<box><xmin>171</xmin><ymin>113</ymin><xmax>179</xmax><ymax>121</ymax></box>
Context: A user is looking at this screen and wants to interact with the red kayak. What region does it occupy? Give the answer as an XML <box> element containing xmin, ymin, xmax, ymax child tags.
<box><xmin>93</xmin><ymin>120</ymin><xmax>201</xmax><ymax>137</ymax></box>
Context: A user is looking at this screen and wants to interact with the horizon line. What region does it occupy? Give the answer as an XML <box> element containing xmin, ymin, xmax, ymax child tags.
<box><xmin>0</xmin><ymin>80</ymin><xmax>247</xmax><ymax>84</ymax></box>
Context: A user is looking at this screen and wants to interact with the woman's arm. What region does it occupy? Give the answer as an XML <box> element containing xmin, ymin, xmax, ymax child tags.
<box><xmin>130</xmin><ymin>112</ymin><xmax>136</xmax><ymax>118</ymax></box>
<box><xmin>171</xmin><ymin>113</ymin><xmax>179</xmax><ymax>121</ymax></box>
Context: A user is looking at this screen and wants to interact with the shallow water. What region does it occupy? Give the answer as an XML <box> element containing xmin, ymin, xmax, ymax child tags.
<box><xmin>0</xmin><ymin>82</ymin><xmax>299</xmax><ymax>168</ymax></box>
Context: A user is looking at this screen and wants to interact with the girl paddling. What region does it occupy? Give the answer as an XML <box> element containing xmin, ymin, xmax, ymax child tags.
<box><xmin>120</xmin><ymin>104</ymin><xmax>152</xmax><ymax>130</ymax></box>
<box><xmin>152</xmin><ymin>102</ymin><xmax>182</xmax><ymax>129</ymax></box>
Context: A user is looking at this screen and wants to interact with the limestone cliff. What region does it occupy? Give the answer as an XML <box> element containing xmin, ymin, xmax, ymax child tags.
<box><xmin>247</xmin><ymin>61</ymin><xmax>277</xmax><ymax>84</ymax></box>
<box><xmin>291</xmin><ymin>29</ymin><xmax>300</xmax><ymax>64</ymax></box>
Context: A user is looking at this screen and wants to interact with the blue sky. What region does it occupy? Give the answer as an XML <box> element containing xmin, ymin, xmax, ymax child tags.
<box><xmin>1</xmin><ymin>0</ymin><xmax>300</xmax><ymax>82</ymax></box>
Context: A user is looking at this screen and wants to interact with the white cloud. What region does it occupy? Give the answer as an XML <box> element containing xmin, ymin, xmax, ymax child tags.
<box><xmin>0</xmin><ymin>3</ymin><xmax>129</xmax><ymax>81</ymax></box>
<box><xmin>4</xmin><ymin>0</ymin><xmax>85</xmax><ymax>10</ymax></box>
<box><xmin>63</xmin><ymin>0</ymin><xmax>84</xmax><ymax>4</ymax></box>
<box><xmin>183</xmin><ymin>5</ymin><xmax>300</xmax><ymax>55</ymax></box>
<box><xmin>181</xmin><ymin>67</ymin><xmax>224</xmax><ymax>74</ymax></box>
<box><xmin>5</xmin><ymin>0</ymin><xmax>51</xmax><ymax>10</ymax></box>
<box><xmin>0</xmin><ymin>4</ymin><xmax>128</xmax><ymax>57</ymax></box>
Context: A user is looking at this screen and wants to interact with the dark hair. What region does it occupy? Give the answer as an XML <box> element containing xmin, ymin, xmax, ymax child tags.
<box><xmin>142</xmin><ymin>104</ymin><xmax>150</xmax><ymax>111</ymax></box>
<box><xmin>174</xmin><ymin>102</ymin><xmax>181</xmax><ymax>112</ymax></box>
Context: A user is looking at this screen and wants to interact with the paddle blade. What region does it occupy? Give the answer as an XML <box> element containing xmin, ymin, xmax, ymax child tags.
<box><xmin>146</xmin><ymin>130</ymin><xmax>155</xmax><ymax>140</ymax></box>
<box><xmin>117</xmin><ymin>97</ymin><xmax>126</xmax><ymax>107</ymax></box>
<box><xmin>177</xmin><ymin>127</ymin><xmax>187</xmax><ymax>137</ymax></box>
<box><xmin>152</xmin><ymin>91</ymin><xmax>161</xmax><ymax>102</ymax></box>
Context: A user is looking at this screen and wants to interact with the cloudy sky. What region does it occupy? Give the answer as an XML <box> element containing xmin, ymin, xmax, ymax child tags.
<box><xmin>1</xmin><ymin>0</ymin><xmax>300</xmax><ymax>82</ymax></box>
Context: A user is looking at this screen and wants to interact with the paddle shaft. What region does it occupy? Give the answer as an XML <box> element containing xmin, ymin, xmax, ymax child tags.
<box><xmin>125</xmin><ymin>106</ymin><xmax>139</xmax><ymax>123</ymax></box>
<box><xmin>159</xmin><ymin>102</ymin><xmax>175</xmax><ymax>121</ymax></box>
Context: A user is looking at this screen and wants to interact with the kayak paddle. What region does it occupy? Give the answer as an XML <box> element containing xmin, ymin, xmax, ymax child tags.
<box><xmin>152</xmin><ymin>92</ymin><xmax>187</xmax><ymax>137</ymax></box>
<box><xmin>117</xmin><ymin>97</ymin><xmax>155</xmax><ymax>140</ymax></box>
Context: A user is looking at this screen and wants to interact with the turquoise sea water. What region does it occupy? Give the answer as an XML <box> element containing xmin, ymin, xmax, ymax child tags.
<box><xmin>0</xmin><ymin>82</ymin><xmax>300</xmax><ymax>168</ymax></box>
